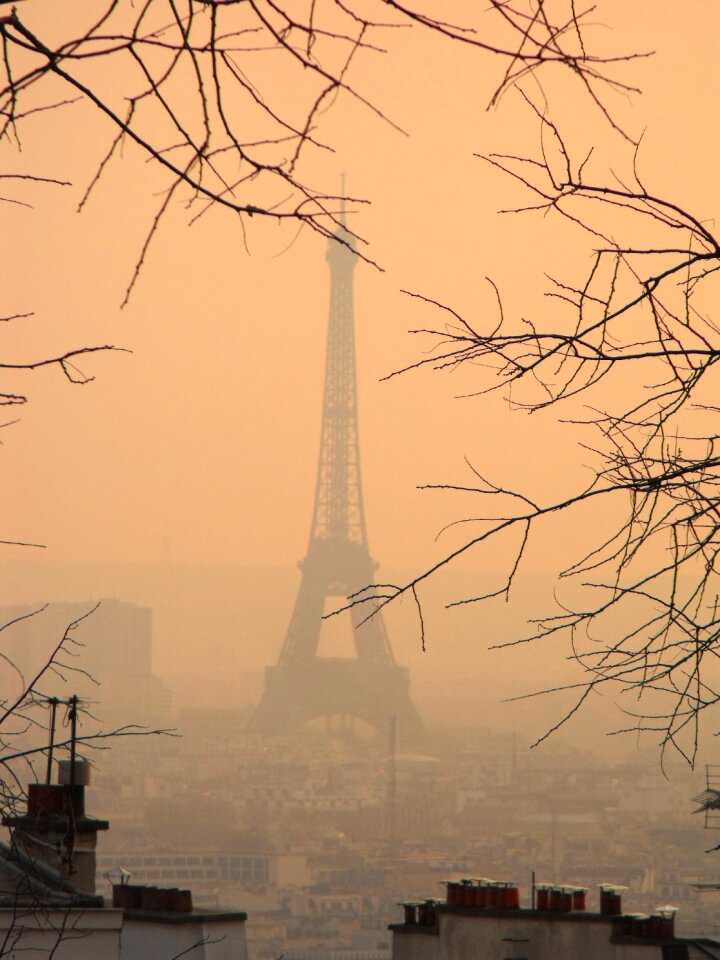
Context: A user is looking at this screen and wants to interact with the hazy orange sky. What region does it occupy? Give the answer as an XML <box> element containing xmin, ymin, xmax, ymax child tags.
<box><xmin>2</xmin><ymin>2</ymin><xmax>719</xmax><ymax>753</ymax></box>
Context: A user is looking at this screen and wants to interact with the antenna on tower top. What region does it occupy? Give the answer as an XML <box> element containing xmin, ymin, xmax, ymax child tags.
<box><xmin>339</xmin><ymin>172</ymin><xmax>347</xmax><ymax>227</ymax></box>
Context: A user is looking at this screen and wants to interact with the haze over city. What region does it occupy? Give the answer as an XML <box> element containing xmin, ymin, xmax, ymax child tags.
<box><xmin>1</xmin><ymin>3</ymin><xmax>720</xmax><ymax>959</ymax></box>
<box><xmin>3</xmin><ymin>2</ymin><xmax>715</xmax><ymax>749</ymax></box>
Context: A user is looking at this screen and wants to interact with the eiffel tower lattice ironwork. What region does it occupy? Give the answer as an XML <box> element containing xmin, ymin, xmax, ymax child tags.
<box><xmin>250</xmin><ymin>220</ymin><xmax>425</xmax><ymax>745</ymax></box>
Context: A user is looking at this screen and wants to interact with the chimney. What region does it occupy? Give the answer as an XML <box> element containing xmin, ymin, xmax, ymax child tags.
<box><xmin>3</xmin><ymin>759</ymin><xmax>109</xmax><ymax>895</ymax></box>
<box><xmin>598</xmin><ymin>884</ymin><xmax>626</xmax><ymax>916</ymax></box>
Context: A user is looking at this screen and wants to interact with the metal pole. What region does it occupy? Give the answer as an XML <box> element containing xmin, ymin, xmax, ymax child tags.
<box><xmin>46</xmin><ymin>698</ymin><xmax>58</xmax><ymax>784</ymax></box>
<box><xmin>66</xmin><ymin>695</ymin><xmax>79</xmax><ymax>876</ymax></box>
<box><xmin>387</xmin><ymin>715</ymin><xmax>397</xmax><ymax>853</ymax></box>
<box><xmin>531</xmin><ymin>869</ymin><xmax>536</xmax><ymax>910</ymax></box>
<box><xmin>69</xmin><ymin>695</ymin><xmax>78</xmax><ymax>790</ymax></box>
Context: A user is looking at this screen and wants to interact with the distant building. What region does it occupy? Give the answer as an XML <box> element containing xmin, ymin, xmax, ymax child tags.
<box><xmin>95</xmin><ymin>849</ymin><xmax>313</xmax><ymax>892</ymax></box>
<box><xmin>0</xmin><ymin>599</ymin><xmax>172</xmax><ymax>726</ymax></box>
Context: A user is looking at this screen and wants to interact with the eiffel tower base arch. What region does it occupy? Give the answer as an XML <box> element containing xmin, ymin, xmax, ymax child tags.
<box><xmin>250</xmin><ymin>659</ymin><xmax>427</xmax><ymax>748</ymax></box>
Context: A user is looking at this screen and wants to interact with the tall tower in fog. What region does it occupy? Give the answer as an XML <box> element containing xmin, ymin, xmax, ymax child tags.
<box><xmin>250</xmin><ymin>212</ymin><xmax>425</xmax><ymax>745</ymax></box>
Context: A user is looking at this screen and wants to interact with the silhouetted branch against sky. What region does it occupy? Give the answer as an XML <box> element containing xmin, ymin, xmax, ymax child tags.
<box><xmin>0</xmin><ymin>1</ymin><xmax>637</xmax><ymax>294</ymax></box>
<box><xmin>0</xmin><ymin>2</ymin><xmax>638</xmax><ymax>418</ymax></box>
<box><xmin>0</xmin><ymin>604</ymin><xmax>175</xmax><ymax>814</ymax></box>
<box><xmin>368</xmin><ymin>78</ymin><xmax>720</xmax><ymax>764</ymax></box>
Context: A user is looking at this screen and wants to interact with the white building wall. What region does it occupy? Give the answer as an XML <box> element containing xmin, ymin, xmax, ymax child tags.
<box><xmin>202</xmin><ymin>918</ymin><xmax>249</xmax><ymax>960</ymax></box>
<box><xmin>0</xmin><ymin>907</ymin><xmax>122</xmax><ymax>960</ymax></box>
<box><xmin>393</xmin><ymin>930</ymin><xmax>439</xmax><ymax>960</ymax></box>
<box><xmin>395</xmin><ymin>913</ymin><xmax>670</xmax><ymax>960</ymax></box>
<box><xmin>121</xmin><ymin>917</ymin><xmax>248</xmax><ymax>960</ymax></box>
<box><xmin>0</xmin><ymin>908</ymin><xmax>248</xmax><ymax>960</ymax></box>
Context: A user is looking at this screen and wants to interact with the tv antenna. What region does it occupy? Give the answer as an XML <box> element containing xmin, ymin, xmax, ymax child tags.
<box><xmin>692</xmin><ymin>764</ymin><xmax>720</xmax><ymax>853</ymax></box>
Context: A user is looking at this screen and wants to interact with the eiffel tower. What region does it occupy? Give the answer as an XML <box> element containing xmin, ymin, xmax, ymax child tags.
<box><xmin>250</xmin><ymin>213</ymin><xmax>425</xmax><ymax>746</ymax></box>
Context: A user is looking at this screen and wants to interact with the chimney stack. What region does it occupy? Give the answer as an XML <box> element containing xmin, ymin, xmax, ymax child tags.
<box><xmin>3</xmin><ymin>759</ymin><xmax>108</xmax><ymax>895</ymax></box>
